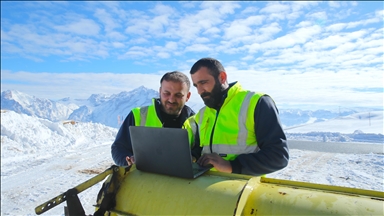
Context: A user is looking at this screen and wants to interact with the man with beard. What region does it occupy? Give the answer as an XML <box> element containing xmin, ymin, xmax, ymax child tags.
<box><xmin>111</xmin><ymin>71</ymin><xmax>196</xmax><ymax>166</ymax></box>
<box><xmin>188</xmin><ymin>57</ymin><xmax>289</xmax><ymax>176</ymax></box>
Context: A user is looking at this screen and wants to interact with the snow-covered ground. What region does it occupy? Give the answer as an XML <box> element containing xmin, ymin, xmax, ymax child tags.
<box><xmin>1</xmin><ymin>110</ymin><xmax>383</xmax><ymax>215</ymax></box>
<box><xmin>285</xmin><ymin>110</ymin><xmax>383</xmax><ymax>134</ymax></box>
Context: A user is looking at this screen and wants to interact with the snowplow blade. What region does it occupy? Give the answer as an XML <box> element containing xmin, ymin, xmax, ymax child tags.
<box><xmin>36</xmin><ymin>165</ymin><xmax>384</xmax><ymax>215</ymax></box>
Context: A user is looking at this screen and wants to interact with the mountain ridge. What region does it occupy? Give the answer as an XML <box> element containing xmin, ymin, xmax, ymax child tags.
<box><xmin>1</xmin><ymin>88</ymin><xmax>383</xmax><ymax>131</ymax></box>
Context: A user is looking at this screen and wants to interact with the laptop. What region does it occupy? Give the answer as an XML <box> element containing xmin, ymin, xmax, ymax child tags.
<box><xmin>129</xmin><ymin>126</ymin><xmax>212</xmax><ymax>179</ymax></box>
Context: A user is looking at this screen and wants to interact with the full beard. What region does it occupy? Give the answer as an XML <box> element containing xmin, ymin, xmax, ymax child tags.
<box><xmin>162</xmin><ymin>101</ymin><xmax>182</xmax><ymax>116</ymax></box>
<box><xmin>201</xmin><ymin>80</ymin><xmax>224</xmax><ymax>109</ymax></box>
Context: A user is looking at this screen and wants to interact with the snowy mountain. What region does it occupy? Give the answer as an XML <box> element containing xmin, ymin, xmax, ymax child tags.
<box><xmin>1</xmin><ymin>90</ymin><xmax>77</xmax><ymax>122</ymax></box>
<box><xmin>1</xmin><ymin>87</ymin><xmax>154</xmax><ymax>127</ymax></box>
<box><xmin>77</xmin><ymin>87</ymin><xmax>159</xmax><ymax>128</ymax></box>
<box><xmin>1</xmin><ymin>88</ymin><xmax>383</xmax><ymax>135</ymax></box>
<box><xmin>1</xmin><ymin>87</ymin><xmax>204</xmax><ymax>128</ymax></box>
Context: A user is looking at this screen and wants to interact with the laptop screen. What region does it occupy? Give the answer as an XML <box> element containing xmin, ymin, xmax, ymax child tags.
<box><xmin>129</xmin><ymin>126</ymin><xmax>206</xmax><ymax>178</ymax></box>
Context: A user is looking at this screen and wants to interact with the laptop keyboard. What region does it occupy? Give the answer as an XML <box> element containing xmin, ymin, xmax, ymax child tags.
<box><xmin>192</xmin><ymin>163</ymin><xmax>212</xmax><ymax>171</ymax></box>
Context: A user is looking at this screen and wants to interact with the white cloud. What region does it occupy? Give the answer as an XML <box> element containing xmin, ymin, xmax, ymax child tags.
<box><xmin>346</xmin><ymin>17</ymin><xmax>381</xmax><ymax>29</ymax></box>
<box><xmin>304</xmin><ymin>29</ymin><xmax>369</xmax><ymax>51</ymax></box>
<box><xmin>241</xmin><ymin>6</ymin><xmax>259</xmax><ymax>14</ymax></box>
<box><xmin>245</xmin><ymin>22</ymin><xmax>283</xmax><ymax>54</ymax></box>
<box><xmin>125</xmin><ymin>13</ymin><xmax>172</xmax><ymax>37</ymax></box>
<box><xmin>260</xmin><ymin>2</ymin><xmax>290</xmax><ymax>14</ymax></box>
<box><xmin>350</xmin><ymin>1</ymin><xmax>358</xmax><ymax>7</ymax></box>
<box><xmin>359</xmin><ymin>36</ymin><xmax>383</xmax><ymax>49</ymax></box>
<box><xmin>223</xmin><ymin>16</ymin><xmax>264</xmax><ymax>40</ymax></box>
<box><xmin>165</xmin><ymin>41</ymin><xmax>178</xmax><ymax>50</ymax></box>
<box><xmin>125</xmin><ymin>19</ymin><xmax>148</xmax><ymax>35</ymax></box>
<box><xmin>241</xmin><ymin>55</ymin><xmax>254</xmax><ymax>61</ymax></box>
<box><xmin>224</xmin><ymin>22</ymin><xmax>252</xmax><ymax>39</ymax></box>
<box><xmin>1</xmin><ymin>29</ymin><xmax>11</xmax><ymax>41</ymax></box>
<box><xmin>200</xmin><ymin>1</ymin><xmax>241</xmax><ymax>15</ymax></box>
<box><xmin>122</xmin><ymin>46</ymin><xmax>154</xmax><ymax>59</ymax></box>
<box><xmin>296</xmin><ymin>21</ymin><xmax>313</xmax><ymax>28</ymax></box>
<box><xmin>258</xmin><ymin>22</ymin><xmax>282</xmax><ymax>37</ymax></box>
<box><xmin>328</xmin><ymin>1</ymin><xmax>341</xmax><ymax>8</ymax></box>
<box><xmin>150</xmin><ymin>15</ymin><xmax>171</xmax><ymax>35</ymax></box>
<box><xmin>307</xmin><ymin>11</ymin><xmax>328</xmax><ymax>21</ymax></box>
<box><xmin>194</xmin><ymin>37</ymin><xmax>210</xmax><ymax>44</ymax></box>
<box><xmin>326</xmin><ymin>23</ymin><xmax>347</xmax><ymax>32</ymax></box>
<box><xmin>185</xmin><ymin>44</ymin><xmax>211</xmax><ymax>52</ymax></box>
<box><xmin>260</xmin><ymin>25</ymin><xmax>322</xmax><ymax>50</ymax></box>
<box><xmin>203</xmin><ymin>27</ymin><xmax>221</xmax><ymax>36</ymax></box>
<box><xmin>217</xmin><ymin>2</ymin><xmax>241</xmax><ymax>14</ymax></box>
<box><xmin>94</xmin><ymin>8</ymin><xmax>120</xmax><ymax>33</ymax></box>
<box><xmin>290</xmin><ymin>1</ymin><xmax>319</xmax><ymax>12</ymax></box>
<box><xmin>107</xmin><ymin>31</ymin><xmax>126</xmax><ymax>40</ymax></box>
<box><xmin>224</xmin><ymin>67</ymin><xmax>383</xmax><ymax>108</ymax></box>
<box><xmin>376</xmin><ymin>10</ymin><xmax>384</xmax><ymax>17</ymax></box>
<box><xmin>150</xmin><ymin>3</ymin><xmax>175</xmax><ymax>15</ymax></box>
<box><xmin>129</xmin><ymin>38</ymin><xmax>149</xmax><ymax>44</ymax></box>
<box><xmin>157</xmin><ymin>52</ymin><xmax>170</xmax><ymax>59</ymax></box>
<box><xmin>54</xmin><ymin>19</ymin><xmax>101</xmax><ymax>36</ymax></box>
<box><xmin>286</xmin><ymin>11</ymin><xmax>302</xmax><ymax>22</ymax></box>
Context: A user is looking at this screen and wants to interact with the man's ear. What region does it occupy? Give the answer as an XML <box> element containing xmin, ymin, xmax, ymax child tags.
<box><xmin>186</xmin><ymin>91</ymin><xmax>191</xmax><ymax>102</ymax></box>
<box><xmin>219</xmin><ymin>71</ymin><xmax>227</xmax><ymax>84</ymax></box>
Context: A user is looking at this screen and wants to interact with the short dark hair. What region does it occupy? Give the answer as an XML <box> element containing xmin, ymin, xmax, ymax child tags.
<box><xmin>189</xmin><ymin>57</ymin><xmax>225</xmax><ymax>77</ymax></box>
<box><xmin>160</xmin><ymin>71</ymin><xmax>191</xmax><ymax>90</ymax></box>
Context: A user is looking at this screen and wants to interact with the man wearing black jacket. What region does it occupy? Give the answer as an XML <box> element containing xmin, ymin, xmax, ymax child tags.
<box><xmin>189</xmin><ymin>58</ymin><xmax>289</xmax><ymax>176</ymax></box>
<box><xmin>111</xmin><ymin>71</ymin><xmax>195</xmax><ymax>166</ymax></box>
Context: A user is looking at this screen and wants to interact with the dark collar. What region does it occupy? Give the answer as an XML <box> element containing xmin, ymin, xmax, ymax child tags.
<box><xmin>214</xmin><ymin>82</ymin><xmax>237</xmax><ymax>110</ymax></box>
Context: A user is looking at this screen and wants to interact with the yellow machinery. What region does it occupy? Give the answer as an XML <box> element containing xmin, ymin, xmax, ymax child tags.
<box><xmin>35</xmin><ymin>165</ymin><xmax>384</xmax><ymax>215</ymax></box>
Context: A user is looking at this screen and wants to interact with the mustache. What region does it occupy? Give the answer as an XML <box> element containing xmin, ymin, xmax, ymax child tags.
<box><xmin>166</xmin><ymin>101</ymin><xmax>178</xmax><ymax>105</ymax></box>
<box><xmin>200</xmin><ymin>92</ymin><xmax>211</xmax><ymax>98</ymax></box>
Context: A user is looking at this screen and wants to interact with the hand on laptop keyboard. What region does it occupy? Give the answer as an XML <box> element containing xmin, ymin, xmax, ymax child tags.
<box><xmin>197</xmin><ymin>153</ymin><xmax>232</xmax><ymax>173</ymax></box>
<box><xmin>126</xmin><ymin>156</ymin><xmax>135</xmax><ymax>166</ymax></box>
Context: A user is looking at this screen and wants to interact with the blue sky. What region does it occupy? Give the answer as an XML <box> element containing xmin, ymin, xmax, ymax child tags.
<box><xmin>1</xmin><ymin>1</ymin><xmax>383</xmax><ymax>110</ymax></box>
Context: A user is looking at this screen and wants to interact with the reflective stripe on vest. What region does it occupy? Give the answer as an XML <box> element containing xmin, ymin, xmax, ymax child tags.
<box><xmin>139</xmin><ymin>106</ymin><xmax>148</xmax><ymax>126</ymax></box>
<box><xmin>131</xmin><ymin>99</ymin><xmax>162</xmax><ymax>127</ymax></box>
<box><xmin>183</xmin><ymin>116</ymin><xmax>198</xmax><ymax>148</ymax></box>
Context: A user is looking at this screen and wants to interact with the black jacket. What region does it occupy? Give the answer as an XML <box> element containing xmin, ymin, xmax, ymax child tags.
<box><xmin>230</xmin><ymin>94</ymin><xmax>289</xmax><ymax>175</ymax></box>
<box><xmin>111</xmin><ymin>98</ymin><xmax>195</xmax><ymax>166</ymax></box>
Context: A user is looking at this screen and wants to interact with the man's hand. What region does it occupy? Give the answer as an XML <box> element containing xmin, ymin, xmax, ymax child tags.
<box><xmin>197</xmin><ymin>153</ymin><xmax>232</xmax><ymax>173</ymax></box>
<box><xmin>126</xmin><ymin>156</ymin><xmax>135</xmax><ymax>166</ymax></box>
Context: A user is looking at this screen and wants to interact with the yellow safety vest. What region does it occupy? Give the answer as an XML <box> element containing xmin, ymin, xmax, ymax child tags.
<box><xmin>131</xmin><ymin>99</ymin><xmax>162</xmax><ymax>127</ymax></box>
<box><xmin>132</xmin><ymin>99</ymin><xmax>196</xmax><ymax>147</ymax></box>
<box><xmin>194</xmin><ymin>82</ymin><xmax>265</xmax><ymax>161</ymax></box>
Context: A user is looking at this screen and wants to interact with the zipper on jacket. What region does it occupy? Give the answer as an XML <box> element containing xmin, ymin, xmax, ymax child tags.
<box><xmin>209</xmin><ymin>110</ymin><xmax>220</xmax><ymax>153</ymax></box>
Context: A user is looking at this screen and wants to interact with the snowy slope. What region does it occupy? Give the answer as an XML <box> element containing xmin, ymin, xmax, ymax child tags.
<box><xmin>1</xmin><ymin>110</ymin><xmax>383</xmax><ymax>215</ymax></box>
<box><xmin>285</xmin><ymin>111</ymin><xmax>383</xmax><ymax>134</ymax></box>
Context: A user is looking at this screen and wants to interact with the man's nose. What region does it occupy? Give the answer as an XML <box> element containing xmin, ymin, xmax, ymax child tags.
<box><xmin>197</xmin><ymin>87</ymin><xmax>205</xmax><ymax>95</ymax></box>
<box><xmin>168</xmin><ymin>95</ymin><xmax>176</xmax><ymax>102</ymax></box>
